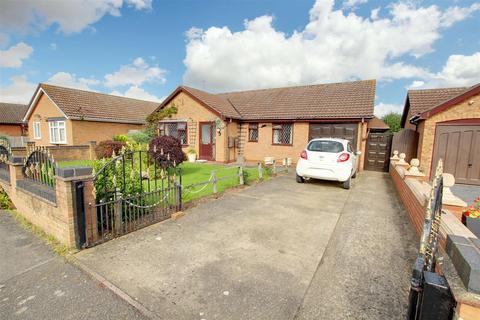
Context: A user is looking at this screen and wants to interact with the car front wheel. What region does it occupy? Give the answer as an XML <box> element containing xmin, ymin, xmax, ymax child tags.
<box><xmin>296</xmin><ymin>174</ymin><xmax>305</xmax><ymax>183</ymax></box>
<box><xmin>342</xmin><ymin>177</ymin><xmax>351</xmax><ymax>189</ymax></box>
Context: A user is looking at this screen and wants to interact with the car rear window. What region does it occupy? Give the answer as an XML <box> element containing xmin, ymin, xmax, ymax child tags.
<box><xmin>308</xmin><ymin>140</ymin><xmax>344</xmax><ymax>153</ymax></box>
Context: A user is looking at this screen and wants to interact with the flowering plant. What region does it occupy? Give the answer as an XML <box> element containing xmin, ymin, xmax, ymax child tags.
<box><xmin>462</xmin><ymin>196</ymin><xmax>480</xmax><ymax>219</ymax></box>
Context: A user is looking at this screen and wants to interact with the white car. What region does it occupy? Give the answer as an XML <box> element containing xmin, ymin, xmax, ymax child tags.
<box><xmin>295</xmin><ymin>138</ymin><xmax>359</xmax><ymax>189</ymax></box>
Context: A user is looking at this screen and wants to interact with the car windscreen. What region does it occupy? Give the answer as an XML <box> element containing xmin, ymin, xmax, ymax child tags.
<box><xmin>307</xmin><ymin>140</ymin><xmax>344</xmax><ymax>153</ymax></box>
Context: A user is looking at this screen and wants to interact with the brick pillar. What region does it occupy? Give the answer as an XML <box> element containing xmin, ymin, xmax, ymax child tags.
<box><xmin>55</xmin><ymin>177</ymin><xmax>76</xmax><ymax>247</ymax></box>
<box><xmin>82</xmin><ymin>179</ymin><xmax>98</xmax><ymax>245</ymax></box>
<box><xmin>8</xmin><ymin>157</ymin><xmax>25</xmax><ymax>188</ymax></box>
<box><xmin>88</xmin><ymin>141</ymin><xmax>97</xmax><ymax>160</ymax></box>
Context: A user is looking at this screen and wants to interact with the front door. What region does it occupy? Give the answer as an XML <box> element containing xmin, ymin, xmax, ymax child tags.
<box><xmin>199</xmin><ymin>122</ymin><xmax>215</xmax><ymax>160</ymax></box>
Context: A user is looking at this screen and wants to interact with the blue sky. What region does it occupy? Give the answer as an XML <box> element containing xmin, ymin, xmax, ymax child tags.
<box><xmin>1</xmin><ymin>0</ymin><xmax>479</xmax><ymax>117</ymax></box>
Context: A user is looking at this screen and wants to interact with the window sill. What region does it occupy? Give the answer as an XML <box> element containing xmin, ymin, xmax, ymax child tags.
<box><xmin>248</xmin><ymin>140</ymin><xmax>258</xmax><ymax>143</ymax></box>
<box><xmin>271</xmin><ymin>143</ymin><xmax>293</xmax><ymax>146</ymax></box>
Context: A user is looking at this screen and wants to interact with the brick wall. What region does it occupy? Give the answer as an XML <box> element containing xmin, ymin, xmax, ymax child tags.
<box><xmin>0</xmin><ymin>162</ymin><xmax>82</xmax><ymax>247</ymax></box>
<box><xmin>12</xmin><ymin>143</ymin><xmax>96</xmax><ymax>161</ymax></box>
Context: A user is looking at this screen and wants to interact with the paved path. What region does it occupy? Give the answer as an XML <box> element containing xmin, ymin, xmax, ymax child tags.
<box><xmin>0</xmin><ymin>211</ymin><xmax>146</xmax><ymax>320</ymax></box>
<box><xmin>75</xmin><ymin>172</ymin><xmax>418</xmax><ymax>320</ymax></box>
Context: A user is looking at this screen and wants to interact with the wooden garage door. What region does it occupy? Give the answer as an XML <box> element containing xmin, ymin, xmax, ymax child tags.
<box><xmin>309</xmin><ymin>123</ymin><xmax>358</xmax><ymax>147</ymax></box>
<box><xmin>432</xmin><ymin>125</ymin><xmax>480</xmax><ymax>185</ymax></box>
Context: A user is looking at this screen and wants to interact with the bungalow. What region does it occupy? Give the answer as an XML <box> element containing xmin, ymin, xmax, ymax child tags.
<box><xmin>23</xmin><ymin>84</ymin><xmax>159</xmax><ymax>146</ymax></box>
<box><xmin>0</xmin><ymin>103</ymin><xmax>28</xmax><ymax>136</ymax></box>
<box><xmin>401</xmin><ymin>83</ymin><xmax>480</xmax><ymax>185</ymax></box>
<box><xmin>150</xmin><ymin>80</ymin><xmax>378</xmax><ymax>171</ymax></box>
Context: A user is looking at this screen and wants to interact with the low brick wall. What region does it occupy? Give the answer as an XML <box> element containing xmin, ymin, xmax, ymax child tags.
<box><xmin>0</xmin><ymin>160</ymin><xmax>92</xmax><ymax>248</ymax></box>
<box><xmin>389</xmin><ymin>164</ymin><xmax>480</xmax><ymax>319</ymax></box>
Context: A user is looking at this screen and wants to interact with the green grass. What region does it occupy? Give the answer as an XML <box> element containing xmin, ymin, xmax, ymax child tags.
<box><xmin>57</xmin><ymin>160</ymin><xmax>269</xmax><ymax>203</ymax></box>
<box><xmin>178</xmin><ymin>162</ymin><xmax>267</xmax><ymax>203</ymax></box>
<box><xmin>57</xmin><ymin>159</ymin><xmax>95</xmax><ymax>168</ymax></box>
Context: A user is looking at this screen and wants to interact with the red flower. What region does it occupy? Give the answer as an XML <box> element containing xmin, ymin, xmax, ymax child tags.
<box><xmin>464</xmin><ymin>211</ymin><xmax>470</xmax><ymax>217</ymax></box>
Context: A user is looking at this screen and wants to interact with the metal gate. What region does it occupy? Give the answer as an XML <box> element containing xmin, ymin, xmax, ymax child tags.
<box><xmin>0</xmin><ymin>137</ymin><xmax>11</xmax><ymax>182</ymax></box>
<box><xmin>83</xmin><ymin>149</ymin><xmax>182</xmax><ymax>247</ymax></box>
<box><xmin>365</xmin><ymin>133</ymin><xmax>393</xmax><ymax>172</ymax></box>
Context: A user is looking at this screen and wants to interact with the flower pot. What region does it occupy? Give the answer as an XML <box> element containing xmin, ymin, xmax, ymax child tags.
<box><xmin>187</xmin><ymin>153</ymin><xmax>196</xmax><ymax>163</ymax></box>
<box><xmin>463</xmin><ymin>216</ymin><xmax>480</xmax><ymax>238</ymax></box>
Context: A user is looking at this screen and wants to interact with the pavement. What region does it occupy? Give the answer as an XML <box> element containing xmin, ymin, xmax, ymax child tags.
<box><xmin>75</xmin><ymin>171</ymin><xmax>418</xmax><ymax>320</ymax></box>
<box><xmin>452</xmin><ymin>184</ymin><xmax>480</xmax><ymax>205</ymax></box>
<box><xmin>0</xmin><ymin>210</ymin><xmax>147</xmax><ymax>320</ymax></box>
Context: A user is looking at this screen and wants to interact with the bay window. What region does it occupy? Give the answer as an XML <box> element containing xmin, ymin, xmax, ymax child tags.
<box><xmin>48</xmin><ymin>120</ymin><xmax>66</xmax><ymax>144</ymax></box>
<box><xmin>158</xmin><ymin>122</ymin><xmax>188</xmax><ymax>145</ymax></box>
<box><xmin>272</xmin><ymin>123</ymin><xmax>293</xmax><ymax>145</ymax></box>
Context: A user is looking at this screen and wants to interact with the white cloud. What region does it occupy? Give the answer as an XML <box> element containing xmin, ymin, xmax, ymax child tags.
<box><xmin>374</xmin><ymin>102</ymin><xmax>404</xmax><ymax>118</ymax></box>
<box><xmin>104</xmin><ymin>57</ymin><xmax>166</xmax><ymax>88</ymax></box>
<box><xmin>0</xmin><ymin>0</ymin><xmax>152</xmax><ymax>35</ymax></box>
<box><xmin>0</xmin><ymin>42</ymin><xmax>33</xmax><ymax>68</ymax></box>
<box><xmin>183</xmin><ymin>0</ymin><xmax>478</xmax><ymax>92</ymax></box>
<box><xmin>343</xmin><ymin>0</ymin><xmax>368</xmax><ymax>9</ymax></box>
<box><xmin>439</xmin><ymin>3</ymin><xmax>480</xmax><ymax>27</ymax></box>
<box><xmin>49</xmin><ymin>43</ymin><xmax>57</xmax><ymax>50</ymax></box>
<box><xmin>48</xmin><ymin>72</ymin><xmax>100</xmax><ymax>90</ymax></box>
<box><xmin>408</xmin><ymin>52</ymin><xmax>480</xmax><ymax>89</ymax></box>
<box><xmin>0</xmin><ymin>75</ymin><xmax>37</xmax><ymax>103</ymax></box>
<box><xmin>112</xmin><ymin>85</ymin><xmax>163</xmax><ymax>102</ymax></box>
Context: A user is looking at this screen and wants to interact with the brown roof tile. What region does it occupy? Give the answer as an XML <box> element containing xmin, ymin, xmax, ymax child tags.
<box><xmin>0</xmin><ymin>103</ymin><xmax>28</xmax><ymax>124</ymax></box>
<box><xmin>368</xmin><ymin>116</ymin><xmax>389</xmax><ymax>130</ymax></box>
<box><xmin>175</xmin><ymin>80</ymin><xmax>375</xmax><ymax>120</ymax></box>
<box><xmin>34</xmin><ymin>84</ymin><xmax>160</xmax><ymax>124</ymax></box>
<box><xmin>407</xmin><ymin>87</ymin><xmax>468</xmax><ymax>116</ymax></box>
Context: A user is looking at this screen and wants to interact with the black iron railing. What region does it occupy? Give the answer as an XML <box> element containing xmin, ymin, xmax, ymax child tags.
<box><xmin>22</xmin><ymin>147</ymin><xmax>56</xmax><ymax>188</ymax></box>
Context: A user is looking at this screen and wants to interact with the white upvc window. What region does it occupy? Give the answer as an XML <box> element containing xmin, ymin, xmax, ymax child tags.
<box><xmin>48</xmin><ymin>120</ymin><xmax>67</xmax><ymax>144</ymax></box>
<box><xmin>33</xmin><ymin>121</ymin><xmax>41</xmax><ymax>139</ymax></box>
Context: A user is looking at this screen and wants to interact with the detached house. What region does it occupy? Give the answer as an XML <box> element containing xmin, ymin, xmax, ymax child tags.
<box><xmin>23</xmin><ymin>84</ymin><xmax>159</xmax><ymax>146</ymax></box>
<box><xmin>151</xmin><ymin>80</ymin><xmax>378</xmax><ymax>171</ymax></box>
<box><xmin>401</xmin><ymin>83</ymin><xmax>480</xmax><ymax>185</ymax></box>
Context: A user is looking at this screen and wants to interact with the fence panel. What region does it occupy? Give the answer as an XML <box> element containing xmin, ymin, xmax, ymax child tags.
<box><xmin>392</xmin><ymin>129</ymin><xmax>419</xmax><ymax>162</ymax></box>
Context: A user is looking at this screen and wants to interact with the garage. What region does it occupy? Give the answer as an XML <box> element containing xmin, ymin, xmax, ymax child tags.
<box><xmin>309</xmin><ymin>123</ymin><xmax>358</xmax><ymax>148</ymax></box>
<box><xmin>432</xmin><ymin>124</ymin><xmax>480</xmax><ymax>185</ymax></box>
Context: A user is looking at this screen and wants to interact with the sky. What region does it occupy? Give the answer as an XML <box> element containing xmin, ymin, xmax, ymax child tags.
<box><xmin>0</xmin><ymin>0</ymin><xmax>479</xmax><ymax>117</ymax></box>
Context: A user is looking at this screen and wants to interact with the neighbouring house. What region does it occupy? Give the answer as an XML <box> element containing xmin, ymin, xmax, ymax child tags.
<box><xmin>23</xmin><ymin>83</ymin><xmax>159</xmax><ymax>146</ymax></box>
<box><xmin>401</xmin><ymin>83</ymin><xmax>480</xmax><ymax>185</ymax></box>
<box><xmin>150</xmin><ymin>80</ymin><xmax>378</xmax><ymax>171</ymax></box>
<box><xmin>0</xmin><ymin>102</ymin><xmax>28</xmax><ymax>136</ymax></box>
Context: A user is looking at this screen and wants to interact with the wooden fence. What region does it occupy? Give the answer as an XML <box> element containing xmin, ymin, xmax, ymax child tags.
<box><xmin>391</xmin><ymin>129</ymin><xmax>419</xmax><ymax>162</ymax></box>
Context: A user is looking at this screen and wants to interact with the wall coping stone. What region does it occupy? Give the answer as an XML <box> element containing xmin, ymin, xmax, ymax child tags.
<box><xmin>446</xmin><ymin>234</ymin><xmax>480</xmax><ymax>294</ymax></box>
<box><xmin>56</xmin><ymin>166</ymin><xmax>93</xmax><ymax>179</ymax></box>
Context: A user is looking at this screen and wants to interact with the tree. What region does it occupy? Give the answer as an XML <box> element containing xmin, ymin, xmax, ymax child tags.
<box><xmin>382</xmin><ymin>112</ymin><xmax>402</xmax><ymax>133</ymax></box>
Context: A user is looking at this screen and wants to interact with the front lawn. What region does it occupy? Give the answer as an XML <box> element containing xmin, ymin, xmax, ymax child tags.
<box><xmin>57</xmin><ymin>160</ymin><xmax>268</xmax><ymax>203</ymax></box>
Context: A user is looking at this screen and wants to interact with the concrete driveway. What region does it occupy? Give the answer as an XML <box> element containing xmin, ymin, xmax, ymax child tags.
<box><xmin>75</xmin><ymin>172</ymin><xmax>417</xmax><ymax>320</ymax></box>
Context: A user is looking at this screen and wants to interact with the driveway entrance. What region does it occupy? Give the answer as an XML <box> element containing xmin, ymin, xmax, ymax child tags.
<box><xmin>75</xmin><ymin>172</ymin><xmax>417</xmax><ymax>320</ymax></box>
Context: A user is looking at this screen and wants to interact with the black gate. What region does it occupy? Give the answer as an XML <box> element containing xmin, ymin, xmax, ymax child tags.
<box><xmin>365</xmin><ymin>133</ymin><xmax>393</xmax><ymax>172</ymax></box>
<box><xmin>0</xmin><ymin>139</ymin><xmax>11</xmax><ymax>182</ymax></box>
<box><xmin>84</xmin><ymin>149</ymin><xmax>182</xmax><ymax>247</ymax></box>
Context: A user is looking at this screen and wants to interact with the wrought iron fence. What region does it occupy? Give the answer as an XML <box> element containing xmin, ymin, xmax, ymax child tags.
<box><xmin>85</xmin><ymin>149</ymin><xmax>182</xmax><ymax>247</ymax></box>
<box><xmin>22</xmin><ymin>147</ymin><xmax>56</xmax><ymax>188</ymax></box>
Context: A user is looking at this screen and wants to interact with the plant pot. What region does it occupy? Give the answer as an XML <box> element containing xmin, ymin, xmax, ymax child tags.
<box><xmin>187</xmin><ymin>153</ymin><xmax>196</xmax><ymax>163</ymax></box>
<box><xmin>463</xmin><ymin>216</ymin><xmax>480</xmax><ymax>238</ymax></box>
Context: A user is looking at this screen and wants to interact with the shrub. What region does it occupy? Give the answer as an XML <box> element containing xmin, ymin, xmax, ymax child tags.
<box><xmin>127</xmin><ymin>131</ymin><xmax>150</xmax><ymax>144</ymax></box>
<box><xmin>95</xmin><ymin>140</ymin><xmax>126</xmax><ymax>159</ymax></box>
<box><xmin>113</xmin><ymin>134</ymin><xmax>129</xmax><ymax>142</ymax></box>
<box><xmin>148</xmin><ymin>136</ymin><xmax>184</xmax><ymax>168</ymax></box>
<box><xmin>0</xmin><ymin>187</ymin><xmax>13</xmax><ymax>209</ymax></box>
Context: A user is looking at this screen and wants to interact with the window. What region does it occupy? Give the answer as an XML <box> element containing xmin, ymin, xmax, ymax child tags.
<box><xmin>158</xmin><ymin>122</ymin><xmax>188</xmax><ymax>145</ymax></box>
<box><xmin>272</xmin><ymin>123</ymin><xmax>293</xmax><ymax>145</ymax></box>
<box><xmin>248</xmin><ymin>123</ymin><xmax>258</xmax><ymax>142</ymax></box>
<box><xmin>308</xmin><ymin>140</ymin><xmax>344</xmax><ymax>153</ymax></box>
<box><xmin>347</xmin><ymin>143</ymin><xmax>354</xmax><ymax>153</ymax></box>
<box><xmin>48</xmin><ymin>121</ymin><xmax>66</xmax><ymax>144</ymax></box>
<box><xmin>33</xmin><ymin>121</ymin><xmax>41</xmax><ymax>139</ymax></box>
